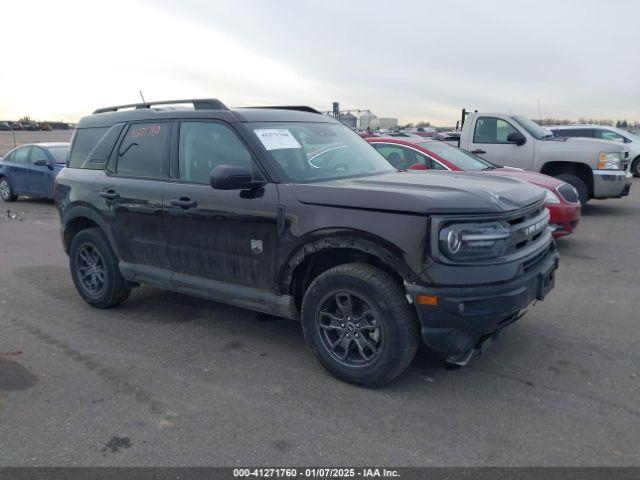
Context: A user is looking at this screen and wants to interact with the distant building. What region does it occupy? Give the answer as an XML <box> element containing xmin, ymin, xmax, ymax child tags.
<box><xmin>341</xmin><ymin>112</ymin><xmax>358</xmax><ymax>128</ymax></box>
<box><xmin>378</xmin><ymin>117</ymin><xmax>398</xmax><ymax>129</ymax></box>
<box><xmin>358</xmin><ymin>110</ymin><xmax>378</xmax><ymax>129</ymax></box>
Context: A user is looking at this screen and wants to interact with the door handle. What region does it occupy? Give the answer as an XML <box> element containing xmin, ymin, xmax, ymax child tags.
<box><xmin>100</xmin><ymin>190</ymin><xmax>121</xmax><ymax>200</ymax></box>
<box><xmin>471</xmin><ymin>149</ymin><xmax>486</xmax><ymax>154</ymax></box>
<box><xmin>170</xmin><ymin>198</ymin><xmax>197</xmax><ymax>209</ymax></box>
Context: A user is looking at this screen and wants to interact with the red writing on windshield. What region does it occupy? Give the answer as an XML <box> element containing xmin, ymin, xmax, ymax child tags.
<box><xmin>130</xmin><ymin>125</ymin><xmax>161</xmax><ymax>138</ymax></box>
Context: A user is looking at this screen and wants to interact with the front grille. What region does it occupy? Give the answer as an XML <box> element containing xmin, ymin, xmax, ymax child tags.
<box><xmin>504</xmin><ymin>205</ymin><xmax>550</xmax><ymax>255</ymax></box>
<box><xmin>557</xmin><ymin>183</ymin><xmax>579</xmax><ymax>203</ymax></box>
<box><xmin>523</xmin><ymin>244</ymin><xmax>551</xmax><ymax>272</ymax></box>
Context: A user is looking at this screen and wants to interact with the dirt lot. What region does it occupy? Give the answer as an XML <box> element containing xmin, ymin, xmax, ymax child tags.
<box><xmin>0</xmin><ymin>182</ymin><xmax>639</xmax><ymax>466</ymax></box>
<box><xmin>0</xmin><ymin>131</ymin><xmax>74</xmax><ymax>156</ymax></box>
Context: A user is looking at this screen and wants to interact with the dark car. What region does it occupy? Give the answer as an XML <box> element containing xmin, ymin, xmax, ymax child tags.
<box><xmin>20</xmin><ymin>122</ymin><xmax>39</xmax><ymax>131</ymax></box>
<box><xmin>10</xmin><ymin>122</ymin><xmax>23</xmax><ymax>130</ymax></box>
<box><xmin>0</xmin><ymin>142</ymin><xmax>69</xmax><ymax>202</ymax></box>
<box><xmin>0</xmin><ymin>121</ymin><xmax>11</xmax><ymax>131</ymax></box>
<box><xmin>55</xmin><ymin>98</ymin><xmax>558</xmax><ymax>386</ymax></box>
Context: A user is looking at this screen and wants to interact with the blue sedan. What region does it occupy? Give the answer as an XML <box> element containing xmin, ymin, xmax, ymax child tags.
<box><xmin>0</xmin><ymin>142</ymin><xmax>69</xmax><ymax>202</ymax></box>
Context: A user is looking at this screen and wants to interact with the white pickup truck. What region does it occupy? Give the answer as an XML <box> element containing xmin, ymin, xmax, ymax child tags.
<box><xmin>458</xmin><ymin>111</ymin><xmax>633</xmax><ymax>205</ymax></box>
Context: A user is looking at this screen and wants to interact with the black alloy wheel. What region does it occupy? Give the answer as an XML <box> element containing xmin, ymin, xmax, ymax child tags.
<box><xmin>75</xmin><ymin>243</ymin><xmax>107</xmax><ymax>296</ymax></box>
<box><xmin>316</xmin><ymin>290</ymin><xmax>383</xmax><ymax>368</ymax></box>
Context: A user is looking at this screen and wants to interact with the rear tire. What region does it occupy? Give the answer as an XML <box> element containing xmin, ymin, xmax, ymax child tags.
<box><xmin>69</xmin><ymin>228</ymin><xmax>130</xmax><ymax>308</ymax></box>
<box><xmin>632</xmin><ymin>157</ymin><xmax>640</xmax><ymax>178</ymax></box>
<box><xmin>555</xmin><ymin>174</ymin><xmax>588</xmax><ymax>206</ymax></box>
<box><xmin>0</xmin><ymin>177</ymin><xmax>17</xmax><ymax>202</ymax></box>
<box><xmin>301</xmin><ymin>263</ymin><xmax>419</xmax><ymax>387</ymax></box>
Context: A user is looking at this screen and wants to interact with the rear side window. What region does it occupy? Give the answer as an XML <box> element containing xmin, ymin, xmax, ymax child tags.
<box><xmin>14</xmin><ymin>147</ymin><xmax>31</xmax><ymax>163</ymax></box>
<box><xmin>68</xmin><ymin>127</ymin><xmax>109</xmax><ymax>168</ymax></box>
<box><xmin>552</xmin><ymin>128</ymin><xmax>594</xmax><ymax>138</ymax></box>
<box><xmin>115</xmin><ymin>123</ymin><xmax>169</xmax><ymax>178</ymax></box>
<box><xmin>372</xmin><ymin>144</ymin><xmax>415</xmax><ymax>170</ymax></box>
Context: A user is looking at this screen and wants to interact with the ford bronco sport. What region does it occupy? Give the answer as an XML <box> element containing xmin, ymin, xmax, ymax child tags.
<box><xmin>55</xmin><ymin>99</ymin><xmax>559</xmax><ymax>386</ymax></box>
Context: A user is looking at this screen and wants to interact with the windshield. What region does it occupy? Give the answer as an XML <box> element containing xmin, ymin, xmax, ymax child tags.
<box><xmin>513</xmin><ymin>115</ymin><xmax>551</xmax><ymax>139</ymax></box>
<box><xmin>420</xmin><ymin>141</ymin><xmax>495</xmax><ymax>171</ymax></box>
<box><xmin>48</xmin><ymin>146</ymin><xmax>69</xmax><ymax>164</ymax></box>
<box><xmin>248</xmin><ymin>122</ymin><xmax>395</xmax><ymax>182</ymax></box>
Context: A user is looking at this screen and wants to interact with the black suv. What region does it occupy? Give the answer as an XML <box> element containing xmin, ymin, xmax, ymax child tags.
<box><xmin>56</xmin><ymin>99</ymin><xmax>559</xmax><ymax>386</ymax></box>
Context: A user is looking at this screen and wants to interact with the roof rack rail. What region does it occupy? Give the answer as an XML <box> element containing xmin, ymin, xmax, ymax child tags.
<box><xmin>93</xmin><ymin>98</ymin><xmax>228</xmax><ymax>114</ymax></box>
<box><xmin>245</xmin><ymin>105</ymin><xmax>321</xmax><ymax>114</ymax></box>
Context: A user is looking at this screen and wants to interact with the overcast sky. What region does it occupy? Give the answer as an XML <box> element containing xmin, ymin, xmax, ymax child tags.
<box><xmin>2</xmin><ymin>0</ymin><xmax>638</xmax><ymax>125</ymax></box>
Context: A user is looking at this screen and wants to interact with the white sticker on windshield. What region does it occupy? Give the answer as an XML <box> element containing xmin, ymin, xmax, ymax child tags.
<box><xmin>254</xmin><ymin>129</ymin><xmax>302</xmax><ymax>150</ymax></box>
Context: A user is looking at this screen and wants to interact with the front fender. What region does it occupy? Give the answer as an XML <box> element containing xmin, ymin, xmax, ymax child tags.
<box><xmin>276</xmin><ymin>230</ymin><xmax>418</xmax><ymax>295</ymax></box>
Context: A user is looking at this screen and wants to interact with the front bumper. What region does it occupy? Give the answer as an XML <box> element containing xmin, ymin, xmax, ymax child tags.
<box><xmin>405</xmin><ymin>245</ymin><xmax>559</xmax><ymax>358</ymax></box>
<box><xmin>592</xmin><ymin>170</ymin><xmax>633</xmax><ymax>199</ymax></box>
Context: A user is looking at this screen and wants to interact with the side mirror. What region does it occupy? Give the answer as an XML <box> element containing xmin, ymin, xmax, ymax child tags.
<box><xmin>507</xmin><ymin>131</ymin><xmax>526</xmax><ymax>146</ymax></box>
<box><xmin>210</xmin><ymin>164</ymin><xmax>265</xmax><ymax>190</ymax></box>
<box><xmin>34</xmin><ymin>159</ymin><xmax>49</xmax><ymax>167</ymax></box>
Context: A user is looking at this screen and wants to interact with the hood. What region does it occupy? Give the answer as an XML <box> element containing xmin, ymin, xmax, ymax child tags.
<box><xmin>290</xmin><ymin>170</ymin><xmax>546</xmax><ymax>215</ymax></box>
<box><xmin>543</xmin><ymin>136</ymin><xmax>629</xmax><ymax>153</ymax></box>
<box><xmin>486</xmin><ymin>167</ymin><xmax>565</xmax><ymax>190</ymax></box>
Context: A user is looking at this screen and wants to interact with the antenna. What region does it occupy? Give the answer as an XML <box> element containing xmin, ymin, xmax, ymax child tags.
<box><xmin>139</xmin><ymin>90</ymin><xmax>146</xmax><ymax>103</ymax></box>
<box><xmin>537</xmin><ymin>98</ymin><xmax>541</xmax><ymax>119</ymax></box>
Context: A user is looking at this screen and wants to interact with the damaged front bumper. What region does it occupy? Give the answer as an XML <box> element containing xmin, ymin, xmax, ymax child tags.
<box><xmin>405</xmin><ymin>245</ymin><xmax>559</xmax><ymax>364</ymax></box>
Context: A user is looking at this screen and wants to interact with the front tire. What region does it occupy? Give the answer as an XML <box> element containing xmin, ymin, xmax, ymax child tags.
<box><xmin>69</xmin><ymin>228</ymin><xmax>130</xmax><ymax>308</ymax></box>
<box><xmin>301</xmin><ymin>263</ymin><xmax>419</xmax><ymax>386</ymax></box>
<box><xmin>0</xmin><ymin>177</ymin><xmax>17</xmax><ymax>202</ymax></box>
<box><xmin>555</xmin><ymin>174</ymin><xmax>589</xmax><ymax>206</ymax></box>
<box><xmin>632</xmin><ymin>157</ymin><xmax>640</xmax><ymax>178</ymax></box>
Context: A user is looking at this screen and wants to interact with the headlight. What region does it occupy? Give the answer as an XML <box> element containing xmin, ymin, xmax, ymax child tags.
<box><xmin>598</xmin><ymin>152</ymin><xmax>622</xmax><ymax>170</ymax></box>
<box><xmin>439</xmin><ymin>222</ymin><xmax>510</xmax><ymax>260</ymax></box>
<box><xmin>544</xmin><ymin>189</ymin><xmax>560</xmax><ymax>204</ymax></box>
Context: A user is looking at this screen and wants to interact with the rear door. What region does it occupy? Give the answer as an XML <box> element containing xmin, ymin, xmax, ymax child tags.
<box><xmin>164</xmin><ymin>120</ymin><xmax>278</xmax><ymax>289</ymax></box>
<box><xmin>94</xmin><ymin>121</ymin><xmax>171</xmax><ymax>269</ymax></box>
<box><xmin>9</xmin><ymin>146</ymin><xmax>31</xmax><ymax>192</ymax></box>
<box><xmin>466</xmin><ymin>116</ymin><xmax>535</xmax><ymax>169</ymax></box>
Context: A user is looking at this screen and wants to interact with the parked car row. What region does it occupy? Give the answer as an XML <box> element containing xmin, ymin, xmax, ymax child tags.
<box><xmin>0</xmin><ymin>121</ymin><xmax>54</xmax><ymax>131</ymax></box>
<box><xmin>0</xmin><ymin>99</ymin><xmax>633</xmax><ymax>386</ymax></box>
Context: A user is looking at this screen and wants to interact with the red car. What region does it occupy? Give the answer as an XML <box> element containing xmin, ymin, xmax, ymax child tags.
<box><xmin>367</xmin><ymin>137</ymin><xmax>581</xmax><ymax>238</ymax></box>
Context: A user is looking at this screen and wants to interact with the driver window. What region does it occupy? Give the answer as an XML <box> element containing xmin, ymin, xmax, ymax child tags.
<box><xmin>474</xmin><ymin>117</ymin><xmax>519</xmax><ymax>144</ymax></box>
<box><xmin>31</xmin><ymin>147</ymin><xmax>48</xmax><ymax>164</ymax></box>
<box><xmin>179</xmin><ymin>122</ymin><xmax>261</xmax><ymax>184</ymax></box>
